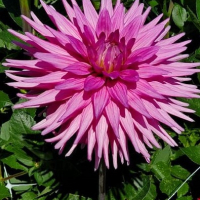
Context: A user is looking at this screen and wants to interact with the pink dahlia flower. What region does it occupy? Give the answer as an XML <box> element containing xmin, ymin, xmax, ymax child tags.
<box><xmin>4</xmin><ymin>0</ymin><xmax>200</xmax><ymax>169</ymax></box>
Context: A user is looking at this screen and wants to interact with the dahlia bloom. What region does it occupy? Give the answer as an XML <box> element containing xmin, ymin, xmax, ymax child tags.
<box><xmin>4</xmin><ymin>0</ymin><xmax>200</xmax><ymax>169</ymax></box>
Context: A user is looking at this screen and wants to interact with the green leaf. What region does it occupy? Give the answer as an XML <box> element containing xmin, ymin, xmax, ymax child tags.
<box><xmin>143</xmin><ymin>182</ymin><xmax>157</xmax><ymax>200</ymax></box>
<box><xmin>0</xmin><ymin>0</ymin><xmax>5</xmax><ymax>8</ymax></box>
<box><xmin>177</xmin><ymin>196</ymin><xmax>192</xmax><ymax>200</ymax></box>
<box><xmin>160</xmin><ymin>177</ymin><xmax>182</xmax><ymax>196</ymax></box>
<box><xmin>196</xmin><ymin>0</ymin><xmax>200</xmax><ymax>20</ymax></box>
<box><xmin>67</xmin><ymin>194</ymin><xmax>92</xmax><ymax>200</ymax></box>
<box><xmin>0</xmin><ymin>183</ymin><xmax>10</xmax><ymax>200</ymax></box>
<box><xmin>132</xmin><ymin>176</ymin><xmax>151</xmax><ymax>200</ymax></box>
<box><xmin>148</xmin><ymin>0</ymin><xmax>158</xmax><ymax>8</ymax></box>
<box><xmin>0</xmin><ymin>121</ymin><xmax>10</xmax><ymax>141</ymax></box>
<box><xmin>151</xmin><ymin>162</ymin><xmax>171</xmax><ymax>180</ymax></box>
<box><xmin>0</xmin><ymin>30</ymin><xmax>21</xmax><ymax>50</ymax></box>
<box><xmin>180</xmin><ymin>146</ymin><xmax>200</xmax><ymax>164</ymax></box>
<box><xmin>2</xmin><ymin>0</ymin><xmax>22</xmax><ymax>27</ymax></box>
<box><xmin>179</xmin><ymin>98</ymin><xmax>200</xmax><ymax>117</ymax></box>
<box><xmin>177</xmin><ymin>183</ymin><xmax>189</xmax><ymax>198</ymax></box>
<box><xmin>1</xmin><ymin>109</ymin><xmax>38</xmax><ymax>145</ymax></box>
<box><xmin>34</xmin><ymin>170</ymin><xmax>55</xmax><ymax>186</ymax></box>
<box><xmin>5</xmin><ymin>145</ymin><xmax>34</xmax><ymax>167</ymax></box>
<box><xmin>1</xmin><ymin>155</ymin><xmax>28</xmax><ymax>171</ymax></box>
<box><xmin>151</xmin><ymin>145</ymin><xmax>171</xmax><ymax>165</ymax></box>
<box><xmin>0</xmin><ymin>91</ymin><xmax>12</xmax><ymax>109</ymax></box>
<box><xmin>171</xmin><ymin>165</ymin><xmax>190</xmax><ymax>180</ymax></box>
<box><xmin>172</xmin><ymin>3</ymin><xmax>187</xmax><ymax>28</ymax></box>
<box><xmin>21</xmin><ymin>192</ymin><xmax>37</xmax><ymax>200</ymax></box>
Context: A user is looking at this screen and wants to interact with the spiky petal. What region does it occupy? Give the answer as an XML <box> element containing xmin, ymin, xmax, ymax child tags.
<box><xmin>4</xmin><ymin>0</ymin><xmax>200</xmax><ymax>169</ymax></box>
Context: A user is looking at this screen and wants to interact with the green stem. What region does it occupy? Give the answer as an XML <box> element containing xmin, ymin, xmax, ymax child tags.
<box><xmin>98</xmin><ymin>160</ymin><xmax>106</xmax><ymax>200</ymax></box>
<box><xmin>19</xmin><ymin>0</ymin><xmax>32</xmax><ymax>32</ymax></box>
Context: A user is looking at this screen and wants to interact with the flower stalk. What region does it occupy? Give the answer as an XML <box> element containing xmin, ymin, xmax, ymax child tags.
<box><xmin>98</xmin><ymin>160</ymin><xmax>106</xmax><ymax>200</ymax></box>
<box><xmin>19</xmin><ymin>0</ymin><xmax>32</xmax><ymax>32</ymax></box>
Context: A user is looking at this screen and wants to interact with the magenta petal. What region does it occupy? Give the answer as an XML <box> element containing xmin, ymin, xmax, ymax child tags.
<box><xmin>105</xmin><ymin>101</ymin><xmax>120</xmax><ymax>138</ymax></box>
<box><xmin>59</xmin><ymin>92</ymin><xmax>90</xmax><ymax>121</ymax></box>
<box><xmin>96</xmin><ymin>115</ymin><xmax>108</xmax><ymax>158</ymax></box>
<box><xmin>96</xmin><ymin>9</ymin><xmax>111</xmax><ymax>37</ymax></box>
<box><xmin>93</xmin><ymin>87</ymin><xmax>109</xmax><ymax>119</ymax></box>
<box><xmin>119</xmin><ymin>69</ymin><xmax>139</xmax><ymax>82</ymax></box>
<box><xmin>82</xmin><ymin>0</ymin><xmax>98</xmax><ymax>28</ymax></box>
<box><xmin>107</xmin><ymin>81</ymin><xmax>129</xmax><ymax>108</ymax></box>
<box><xmin>84</xmin><ymin>75</ymin><xmax>105</xmax><ymax>92</ymax></box>
<box><xmin>128</xmin><ymin>92</ymin><xmax>151</xmax><ymax>118</ymax></box>
<box><xmin>55</xmin><ymin>78</ymin><xmax>85</xmax><ymax>90</ymax></box>
<box><xmin>111</xmin><ymin>4</ymin><xmax>124</xmax><ymax>31</ymax></box>
<box><xmin>126</xmin><ymin>46</ymin><xmax>159</xmax><ymax>65</ymax></box>
<box><xmin>74</xmin><ymin>103</ymin><xmax>93</xmax><ymax>144</ymax></box>
<box><xmin>120</xmin><ymin>15</ymin><xmax>142</xmax><ymax>41</ymax></box>
<box><xmin>64</xmin><ymin>62</ymin><xmax>92</xmax><ymax>75</ymax></box>
<box><xmin>102</xmin><ymin>71</ymin><xmax>120</xmax><ymax>79</ymax></box>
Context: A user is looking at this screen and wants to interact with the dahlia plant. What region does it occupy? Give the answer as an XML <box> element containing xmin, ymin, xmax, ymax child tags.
<box><xmin>3</xmin><ymin>0</ymin><xmax>200</xmax><ymax>170</ymax></box>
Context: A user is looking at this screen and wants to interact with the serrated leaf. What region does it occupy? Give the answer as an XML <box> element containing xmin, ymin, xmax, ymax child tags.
<box><xmin>6</xmin><ymin>109</ymin><xmax>38</xmax><ymax>135</ymax></box>
<box><xmin>1</xmin><ymin>109</ymin><xmax>39</xmax><ymax>147</ymax></box>
<box><xmin>160</xmin><ymin>177</ymin><xmax>182</xmax><ymax>196</ymax></box>
<box><xmin>143</xmin><ymin>182</ymin><xmax>157</xmax><ymax>200</ymax></box>
<box><xmin>171</xmin><ymin>165</ymin><xmax>190</xmax><ymax>180</ymax></box>
<box><xmin>132</xmin><ymin>176</ymin><xmax>151</xmax><ymax>200</ymax></box>
<box><xmin>172</xmin><ymin>3</ymin><xmax>187</xmax><ymax>28</ymax></box>
<box><xmin>1</xmin><ymin>155</ymin><xmax>28</xmax><ymax>171</ymax></box>
<box><xmin>151</xmin><ymin>161</ymin><xmax>171</xmax><ymax>180</ymax></box>
<box><xmin>180</xmin><ymin>146</ymin><xmax>200</xmax><ymax>164</ymax></box>
<box><xmin>5</xmin><ymin>145</ymin><xmax>33</xmax><ymax>167</ymax></box>
<box><xmin>34</xmin><ymin>170</ymin><xmax>55</xmax><ymax>186</ymax></box>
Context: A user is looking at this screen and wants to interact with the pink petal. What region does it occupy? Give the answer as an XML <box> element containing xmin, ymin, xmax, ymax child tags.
<box><xmin>87</xmin><ymin>126</ymin><xmax>96</xmax><ymax>161</ymax></box>
<box><xmin>59</xmin><ymin>91</ymin><xmax>90</xmax><ymax>121</ymax></box>
<box><xmin>84</xmin><ymin>75</ymin><xmax>105</xmax><ymax>92</ymax></box>
<box><xmin>105</xmin><ymin>101</ymin><xmax>120</xmax><ymax>138</ymax></box>
<box><xmin>96</xmin><ymin>9</ymin><xmax>111</xmax><ymax>37</ymax></box>
<box><xmin>83</xmin><ymin>0</ymin><xmax>98</xmax><ymax>28</ymax></box>
<box><xmin>74</xmin><ymin>103</ymin><xmax>93</xmax><ymax>143</ymax></box>
<box><xmin>127</xmin><ymin>91</ymin><xmax>151</xmax><ymax>118</ymax></box>
<box><xmin>64</xmin><ymin>62</ymin><xmax>92</xmax><ymax>75</ymax></box>
<box><xmin>107</xmin><ymin>81</ymin><xmax>129</xmax><ymax>108</ymax></box>
<box><xmin>119</xmin><ymin>69</ymin><xmax>139</xmax><ymax>82</ymax></box>
<box><xmin>111</xmin><ymin>4</ymin><xmax>124</xmax><ymax>31</ymax></box>
<box><xmin>100</xmin><ymin>0</ymin><xmax>113</xmax><ymax>16</ymax></box>
<box><xmin>95</xmin><ymin>115</ymin><xmax>108</xmax><ymax>158</ymax></box>
<box><xmin>93</xmin><ymin>87</ymin><xmax>109</xmax><ymax>119</ymax></box>
<box><xmin>125</xmin><ymin>46</ymin><xmax>159</xmax><ymax>65</ymax></box>
<box><xmin>55</xmin><ymin>77</ymin><xmax>85</xmax><ymax>90</ymax></box>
